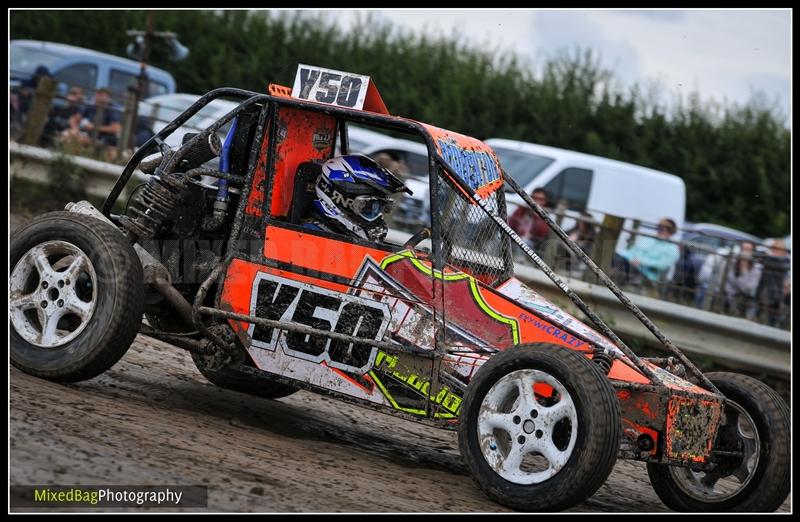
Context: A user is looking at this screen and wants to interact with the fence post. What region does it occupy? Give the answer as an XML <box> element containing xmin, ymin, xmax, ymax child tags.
<box><xmin>542</xmin><ymin>201</ymin><xmax>567</xmax><ymax>270</ymax></box>
<box><xmin>148</xmin><ymin>102</ymin><xmax>161</xmax><ymax>129</ymax></box>
<box><xmin>587</xmin><ymin>214</ymin><xmax>624</xmax><ymax>285</ymax></box>
<box><xmin>119</xmin><ymin>87</ymin><xmax>139</xmax><ymax>160</ymax></box>
<box><xmin>627</xmin><ymin>219</ymin><xmax>640</xmax><ymax>249</ymax></box>
<box><xmin>712</xmin><ymin>251</ymin><xmax>733</xmax><ymax>313</ymax></box>
<box><xmin>21</xmin><ymin>76</ymin><xmax>57</xmax><ymax>146</ymax></box>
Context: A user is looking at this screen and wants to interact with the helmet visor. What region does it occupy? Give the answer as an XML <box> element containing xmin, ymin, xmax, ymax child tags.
<box><xmin>351</xmin><ymin>196</ymin><xmax>394</xmax><ymax>222</ymax></box>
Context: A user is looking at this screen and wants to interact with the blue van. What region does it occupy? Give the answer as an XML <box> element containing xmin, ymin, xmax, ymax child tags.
<box><xmin>10</xmin><ymin>39</ymin><xmax>177</xmax><ymax>103</ymax></box>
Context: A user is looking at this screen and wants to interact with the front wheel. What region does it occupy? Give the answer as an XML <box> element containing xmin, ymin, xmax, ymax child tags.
<box><xmin>458</xmin><ymin>343</ymin><xmax>620</xmax><ymax>511</ymax></box>
<box><xmin>647</xmin><ymin>372</ymin><xmax>790</xmax><ymax>512</ymax></box>
<box><xmin>10</xmin><ymin>212</ymin><xmax>144</xmax><ymax>382</ymax></box>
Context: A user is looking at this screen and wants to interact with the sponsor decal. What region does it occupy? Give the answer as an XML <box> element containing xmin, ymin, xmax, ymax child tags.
<box><xmin>312</xmin><ymin>127</ymin><xmax>333</xmax><ymax>150</ymax></box>
<box><xmin>518</xmin><ymin>313</ymin><xmax>586</xmax><ymax>349</ymax></box>
<box><xmin>436</xmin><ymin>138</ymin><xmax>501</xmax><ymax>192</ymax></box>
<box><xmin>370</xmin><ymin>350</ymin><xmax>462</xmax><ymax>417</ymax></box>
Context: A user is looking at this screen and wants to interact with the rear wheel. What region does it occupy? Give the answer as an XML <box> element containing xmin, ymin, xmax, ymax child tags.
<box><xmin>647</xmin><ymin>372</ymin><xmax>790</xmax><ymax>512</ymax></box>
<box><xmin>190</xmin><ymin>325</ymin><xmax>299</xmax><ymax>400</ymax></box>
<box><xmin>458</xmin><ymin>343</ymin><xmax>620</xmax><ymax>511</ymax></box>
<box><xmin>192</xmin><ymin>352</ymin><xmax>299</xmax><ymax>400</ymax></box>
<box><xmin>10</xmin><ymin>212</ymin><xmax>143</xmax><ymax>382</ymax></box>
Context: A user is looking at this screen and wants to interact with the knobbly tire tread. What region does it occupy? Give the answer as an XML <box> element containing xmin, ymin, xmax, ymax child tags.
<box><xmin>458</xmin><ymin>343</ymin><xmax>621</xmax><ymax>511</ymax></box>
<box><xmin>10</xmin><ymin>212</ymin><xmax>144</xmax><ymax>382</ymax></box>
<box><xmin>647</xmin><ymin>372</ymin><xmax>790</xmax><ymax>512</ymax></box>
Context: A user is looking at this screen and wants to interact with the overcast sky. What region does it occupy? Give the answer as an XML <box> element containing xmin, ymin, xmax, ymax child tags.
<box><xmin>318</xmin><ymin>9</ymin><xmax>790</xmax><ymax>123</ymax></box>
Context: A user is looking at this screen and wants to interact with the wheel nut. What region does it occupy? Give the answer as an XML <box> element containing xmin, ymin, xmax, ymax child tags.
<box><xmin>57</xmin><ymin>299</ymin><xmax>64</xmax><ymax>307</ymax></box>
<box><xmin>41</xmin><ymin>281</ymin><xmax>48</xmax><ymax>289</ymax></box>
<box><xmin>58</xmin><ymin>280</ymin><xmax>64</xmax><ymax>288</ymax></box>
<box><xmin>535</xmin><ymin>429</ymin><xmax>543</xmax><ymax>439</ymax></box>
<box><xmin>40</xmin><ymin>301</ymin><xmax>48</xmax><ymax>309</ymax></box>
<box><xmin>513</xmin><ymin>415</ymin><xmax>521</xmax><ymax>424</ymax></box>
<box><xmin>531</xmin><ymin>410</ymin><xmax>538</xmax><ymax>418</ymax></box>
<box><xmin>517</xmin><ymin>435</ymin><xmax>526</xmax><ymax>444</ymax></box>
<box><xmin>65</xmin><ymin>278</ymin><xmax>71</xmax><ymax>285</ymax></box>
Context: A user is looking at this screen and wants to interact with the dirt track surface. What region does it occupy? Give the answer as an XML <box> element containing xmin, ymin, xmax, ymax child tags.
<box><xmin>8</xmin><ymin>334</ymin><xmax>791</xmax><ymax>513</ymax></box>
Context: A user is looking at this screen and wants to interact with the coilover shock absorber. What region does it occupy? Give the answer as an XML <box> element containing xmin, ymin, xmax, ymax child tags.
<box><xmin>592</xmin><ymin>347</ymin><xmax>615</xmax><ymax>375</ymax></box>
<box><xmin>120</xmin><ymin>171</ymin><xmax>187</xmax><ymax>239</ymax></box>
<box><xmin>120</xmin><ymin>133</ymin><xmax>222</xmax><ymax>239</ymax></box>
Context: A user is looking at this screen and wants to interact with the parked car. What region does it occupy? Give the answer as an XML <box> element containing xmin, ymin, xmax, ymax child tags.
<box><xmin>344</xmin><ymin>125</ymin><xmax>397</xmax><ymax>153</ymax></box>
<box><xmin>11</xmin><ymin>39</ymin><xmax>176</xmax><ymax>104</ymax></box>
<box><xmin>682</xmin><ymin>222</ymin><xmax>762</xmax><ymax>269</ymax></box>
<box><xmin>484</xmin><ymin>139</ymin><xmax>687</xmax><ymax>254</ymax></box>
<box><xmin>139</xmin><ymin>93</ymin><xmax>239</xmax><ymax>147</ymax></box>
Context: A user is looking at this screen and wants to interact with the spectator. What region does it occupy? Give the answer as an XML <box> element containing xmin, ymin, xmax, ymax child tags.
<box><xmin>373</xmin><ymin>152</ymin><xmax>410</xmax><ymax>179</ymax></box>
<box><xmin>63</xmin><ymin>87</ymin><xmax>122</xmax><ymax>162</ymax></box>
<box><xmin>756</xmin><ymin>238</ymin><xmax>790</xmax><ymax>327</ymax></box>
<box><xmin>613</xmin><ymin>217</ymin><xmax>680</xmax><ymax>286</ymax></box>
<box><xmin>18</xmin><ymin>65</ymin><xmax>52</xmax><ymax>115</ymax></box>
<box><xmin>722</xmin><ymin>240</ymin><xmax>763</xmax><ymax>319</ymax></box>
<box><xmin>508</xmin><ymin>188</ymin><xmax>551</xmax><ymax>251</ymax></box>
<box><xmin>41</xmin><ymin>86</ymin><xmax>86</xmax><ymax>148</ymax></box>
<box><xmin>560</xmin><ymin>212</ymin><xmax>596</xmax><ymax>275</ymax></box>
<box><xmin>671</xmin><ymin>242</ymin><xmax>699</xmax><ymax>305</ymax></box>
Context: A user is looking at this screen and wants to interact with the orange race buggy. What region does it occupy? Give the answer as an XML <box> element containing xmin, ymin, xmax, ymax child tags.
<box><xmin>10</xmin><ymin>66</ymin><xmax>790</xmax><ymax>512</ymax></box>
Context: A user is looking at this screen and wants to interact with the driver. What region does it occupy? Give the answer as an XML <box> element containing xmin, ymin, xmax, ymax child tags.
<box><xmin>302</xmin><ymin>154</ymin><xmax>411</xmax><ymax>242</ymax></box>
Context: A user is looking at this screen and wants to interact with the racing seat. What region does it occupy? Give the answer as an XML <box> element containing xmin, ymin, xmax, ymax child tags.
<box><xmin>288</xmin><ymin>161</ymin><xmax>323</xmax><ymax>225</ymax></box>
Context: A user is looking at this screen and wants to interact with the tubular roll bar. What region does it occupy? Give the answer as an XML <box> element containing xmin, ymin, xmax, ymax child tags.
<box><xmin>102</xmin><ymin>87</ymin><xmax>263</xmax><ymax>216</ymax></box>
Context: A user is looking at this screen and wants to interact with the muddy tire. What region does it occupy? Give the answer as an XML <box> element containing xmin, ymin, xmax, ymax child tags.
<box><xmin>10</xmin><ymin>212</ymin><xmax>143</xmax><ymax>382</ymax></box>
<box><xmin>458</xmin><ymin>343</ymin><xmax>620</xmax><ymax>511</ymax></box>
<box><xmin>188</xmin><ymin>325</ymin><xmax>298</xmax><ymax>400</ymax></box>
<box><xmin>647</xmin><ymin>372</ymin><xmax>790</xmax><ymax>512</ymax></box>
<box><xmin>191</xmin><ymin>352</ymin><xmax>299</xmax><ymax>400</ymax></box>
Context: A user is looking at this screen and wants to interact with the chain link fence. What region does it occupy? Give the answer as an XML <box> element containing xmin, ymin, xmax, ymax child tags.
<box><xmin>434</xmin><ymin>173</ymin><xmax>514</xmax><ymax>286</ymax></box>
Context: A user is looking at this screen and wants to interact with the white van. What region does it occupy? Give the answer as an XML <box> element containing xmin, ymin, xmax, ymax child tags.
<box><xmin>485</xmin><ymin>139</ymin><xmax>686</xmax><ymax>250</ymax></box>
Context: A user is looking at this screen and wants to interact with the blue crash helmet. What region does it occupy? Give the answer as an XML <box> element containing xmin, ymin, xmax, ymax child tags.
<box><xmin>314</xmin><ymin>154</ymin><xmax>412</xmax><ymax>241</ymax></box>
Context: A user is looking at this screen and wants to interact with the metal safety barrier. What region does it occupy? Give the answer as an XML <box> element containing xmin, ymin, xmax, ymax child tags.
<box><xmin>385</xmin><ymin>229</ymin><xmax>790</xmax><ymax>379</ymax></box>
